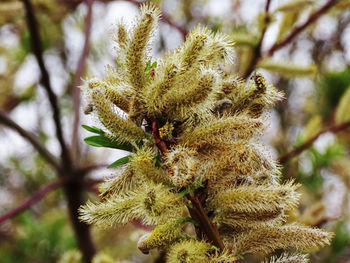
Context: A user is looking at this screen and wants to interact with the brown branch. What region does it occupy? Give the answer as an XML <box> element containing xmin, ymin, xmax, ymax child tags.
<box><xmin>0</xmin><ymin>176</ymin><xmax>70</xmax><ymax>225</ymax></box>
<box><xmin>79</xmin><ymin>163</ymin><xmax>109</xmax><ymax>172</ymax></box>
<box><xmin>152</xmin><ymin>121</ymin><xmax>168</xmax><ymax>154</ymax></box>
<box><xmin>0</xmin><ymin>108</ymin><xmax>61</xmax><ymax>172</ymax></box>
<box><xmin>278</xmin><ymin>120</ymin><xmax>350</xmax><ymax>164</ymax></box>
<box><xmin>21</xmin><ymin>0</ymin><xmax>71</xmax><ymax>170</ymax></box>
<box><xmin>267</xmin><ymin>0</ymin><xmax>339</xmax><ymax>56</ymax></box>
<box><xmin>71</xmin><ymin>0</ymin><xmax>93</xmax><ymax>163</ymax></box>
<box><xmin>243</xmin><ymin>0</ymin><xmax>271</xmax><ymax>79</ymax></box>
<box><xmin>187</xmin><ymin>195</ymin><xmax>225</xmax><ymax>250</ymax></box>
<box><xmin>63</xmin><ymin>178</ymin><xmax>96</xmax><ymax>262</ymax></box>
<box><xmin>151</xmin><ymin>121</ymin><xmax>225</xmax><ymax>252</ymax></box>
<box><xmin>161</xmin><ymin>12</ymin><xmax>187</xmax><ymax>40</ymax></box>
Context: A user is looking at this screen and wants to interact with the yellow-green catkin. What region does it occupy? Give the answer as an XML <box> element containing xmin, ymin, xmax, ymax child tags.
<box><xmin>90</xmin><ymin>89</ymin><xmax>146</xmax><ymax>143</ymax></box>
<box><xmin>167</xmin><ymin>239</ymin><xmax>211</xmax><ymax>263</ymax></box>
<box><xmin>125</xmin><ymin>4</ymin><xmax>160</xmax><ymax>92</ymax></box>
<box><xmin>137</xmin><ymin>219</ymin><xmax>185</xmax><ymax>253</ymax></box>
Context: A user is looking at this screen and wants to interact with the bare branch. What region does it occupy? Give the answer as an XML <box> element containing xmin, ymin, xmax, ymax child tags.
<box><xmin>278</xmin><ymin>120</ymin><xmax>350</xmax><ymax>164</ymax></box>
<box><xmin>0</xmin><ymin>176</ymin><xmax>70</xmax><ymax>225</ymax></box>
<box><xmin>71</xmin><ymin>0</ymin><xmax>93</xmax><ymax>163</ymax></box>
<box><xmin>243</xmin><ymin>0</ymin><xmax>271</xmax><ymax>78</ymax></box>
<box><xmin>0</xmin><ymin>108</ymin><xmax>61</xmax><ymax>172</ymax></box>
<box><xmin>21</xmin><ymin>0</ymin><xmax>71</xmax><ymax>170</ymax></box>
<box><xmin>267</xmin><ymin>0</ymin><xmax>339</xmax><ymax>56</ymax></box>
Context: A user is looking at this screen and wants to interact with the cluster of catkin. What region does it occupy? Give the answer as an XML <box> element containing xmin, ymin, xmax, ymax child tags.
<box><xmin>79</xmin><ymin>4</ymin><xmax>333</xmax><ymax>263</ymax></box>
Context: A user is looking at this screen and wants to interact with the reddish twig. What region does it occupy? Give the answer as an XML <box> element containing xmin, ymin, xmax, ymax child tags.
<box><xmin>151</xmin><ymin>121</ymin><xmax>225</xmax><ymax>252</ymax></box>
<box><xmin>79</xmin><ymin>163</ymin><xmax>109</xmax><ymax>172</ymax></box>
<box><xmin>71</xmin><ymin>0</ymin><xmax>93</xmax><ymax>163</ymax></box>
<box><xmin>0</xmin><ymin>176</ymin><xmax>70</xmax><ymax>225</ymax></box>
<box><xmin>187</xmin><ymin>195</ymin><xmax>225</xmax><ymax>250</ymax></box>
<box><xmin>0</xmin><ymin>108</ymin><xmax>61</xmax><ymax>172</ymax></box>
<box><xmin>243</xmin><ymin>0</ymin><xmax>271</xmax><ymax>79</ymax></box>
<box><xmin>267</xmin><ymin>0</ymin><xmax>339</xmax><ymax>56</ymax></box>
<box><xmin>152</xmin><ymin>121</ymin><xmax>168</xmax><ymax>154</ymax></box>
<box><xmin>278</xmin><ymin>120</ymin><xmax>350</xmax><ymax>164</ymax></box>
<box><xmin>21</xmin><ymin>0</ymin><xmax>71</xmax><ymax>170</ymax></box>
<box><xmin>161</xmin><ymin>12</ymin><xmax>187</xmax><ymax>40</ymax></box>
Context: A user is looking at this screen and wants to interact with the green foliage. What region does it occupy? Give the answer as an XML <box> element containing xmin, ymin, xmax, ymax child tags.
<box><xmin>107</xmin><ymin>155</ymin><xmax>131</xmax><ymax>168</ymax></box>
<box><xmin>318</xmin><ymin>68</ymin><xmax>350</xmax><ymax>117</ymax></box>
<box><xmin>298</xmin><ymin>143</ymin><xmax>344</xmax><ymax>191</ymax></box>
<box><xmin>0</xmin><ymin>211</ymin><xmax>77</xmax><ymax>263</ymax></box>
<box><xmin>328</xmin><ymin>220</ymin><xmax>350</xmax><ymax>261</ymax></box>
<box><xmin>82</xmin><ymin>124</ymin><xmax>136</xmax><ymax>152</ymax></box>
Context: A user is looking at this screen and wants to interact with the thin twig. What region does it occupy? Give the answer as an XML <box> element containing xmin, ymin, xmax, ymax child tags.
<box><xmin>152</xmin><ymin>121</ymin><xmax>168</xmax><ymax>154</ymax></box>
<box><xmin>71</xmin><ymin>0</ymin><xmax>93</xmax><ymax>163</ymax></box>
<box><xmin>243</xmin><ymin>0</ymin><xmax>271</xmax><ymax>79</ymax></box>
<box><xmin>267</xmin><ymin>0</ymin><xmax>339</xmax><ymax>56</ymax></box>
<box><xmin>0</xmin><ymin>176</ymin><xmax>70</xmax><ymax>225</ymax></box>
<box><xmin>0</xmin><ymin>108</ymin><xmax>61</xmax><ymax>172</ymax></box>
<box><xmin>151</xmin><ymin>121</ymin><xmax>226</xmax><ymax>251</ymax></box>
<box><xmin>187</xmin><ymin>195</ymin><xmax>225</xmax><ymax>250</ymax></box>
<box><xmin>21</xmin><ymin>0</ymin><xmax>71</xmax><ymax>170</ymax></box>
<box><xmin>278</xmin><ymin>120</ymin><xmax>350</xmax><ymax>164</ymax></box>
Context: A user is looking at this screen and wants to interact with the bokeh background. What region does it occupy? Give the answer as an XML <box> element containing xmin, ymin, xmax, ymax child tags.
<box><xmin>0</xmin><ymin>0</ymin><xmax>350</xmax><ymax>262</ymax></box>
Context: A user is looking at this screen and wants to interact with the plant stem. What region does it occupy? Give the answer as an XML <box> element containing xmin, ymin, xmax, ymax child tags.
<box><xmin>187</xmin><ymin>195</ymin><xmax>225</xmax><ymax>250</ymax></box>
<box><xmin>0</xmin><ymin>176</ymin><xmax>70</xmax><ymax>225</ymax></box>
<box><xmin>0</xmin><ymin>108</ymin><xmax>61</xmax><ymax>172</ymax></box>
<box><xmin>267</xmin><ymin>0</ymin><xmax>339</xmax><ymax>56</ymax></box>
<box><xmin>151</xmin><ymin>121</ymin><xmax>226</xmax><ymax>251</ymax></box>
<box><xmin>243</xmin><ymin>0</ymin><xmax>271</xmax><ymax>79</ymax></box>
<box><xmin>278</xmin><ymin>120</ymin><xmax>350</xmax><ymax>163</ymax></box>
<box><xmin>22</xmin><ymin>0</ymin><xmax>71</xmax><ymax>170</ymax></box>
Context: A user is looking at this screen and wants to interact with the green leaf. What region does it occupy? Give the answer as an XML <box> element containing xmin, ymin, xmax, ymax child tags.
<box><xmin>178</xmin><ymin>188</ymin><xmax>192</xmax><ymax>197</ymax></box>
<box><xmin>107</xmin><ymin>155</ymin><xmax>131</xmax><ymax>168</ymax></box>
<box><xmin>84</xmin><ymin>136</ymin><xmax>134</xmax><ymax>152</ymax></box>
<box><xmin>81</xmin><ymin>125</ymin><xmax>104</xmax><ymax>135</ymax></box>
<box><xmin>178</xmin><ymin>179</ymin><xmax>203</xmax><ymax>197</ymax></box>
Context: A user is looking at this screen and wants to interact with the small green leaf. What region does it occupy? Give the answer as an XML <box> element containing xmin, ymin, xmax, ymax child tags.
<box><xmin>81</xmin><ymin>125</ymin><xmax>104</xmax><ymax>135</ymax></box>
<box><xmin>178</xmin><ymin>188</ymin><xmax>192</xmax><ymax>197</ymax></box>
<box><xmin>144</xmin><ymin>60</ymin><xmax>152</xmax><ymax>72</ymax></box>
<box><xmin>107</xmin><ymin>155</ymin><xmax>131</xmax><ymax>168</ymax></box>
<box><xmin>84</xmin><ymin>136</ymin><xmax>134</xmax><ymax>152</ymax></box>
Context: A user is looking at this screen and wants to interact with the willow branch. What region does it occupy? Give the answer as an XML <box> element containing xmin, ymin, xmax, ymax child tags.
<box><xmin>187</xmin><ymin>195</ymin><xmax>225</xmax><ymax>250</ymax></box>
<box><xmin>278</xmin><ymin>120</ymin><xmax>350</xmax><ymax>164</ymax></box>
<box><xmin>0</xmin><ymin>176</ymin><xmax>70</xmax><ymax>225</ymax></box>
<box><xmin>151</xmin><ymin>122</ymin><xmax>225</xmax><ymax>251</ymax></box>
<box><xmin>243</xmin><ymin>0</ymin><xmax>271</xmax><ymax>79</ymax></box>
<box><xmin>21</xmin><ymin>0</ymin><xmax>71</xmax><ymax>170</ymax></box>
<box><xmin>0</xmin><ymin>108</ymin><xmax>61</xmax><ymax>172</ymax></box>
<box><xmin>267</xmin><ymin>0</ymin><xmax>339</xmax><ymax>56</ymax></box>
<box><xmin>71</xmin><ymin>0</ymin><xmax>93</xmax><ymax>163</ymax></box>
<box><xmin>152</xmin><ymin>121</ymin><xmax>168</xmax><ymax>154</ymax></box>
